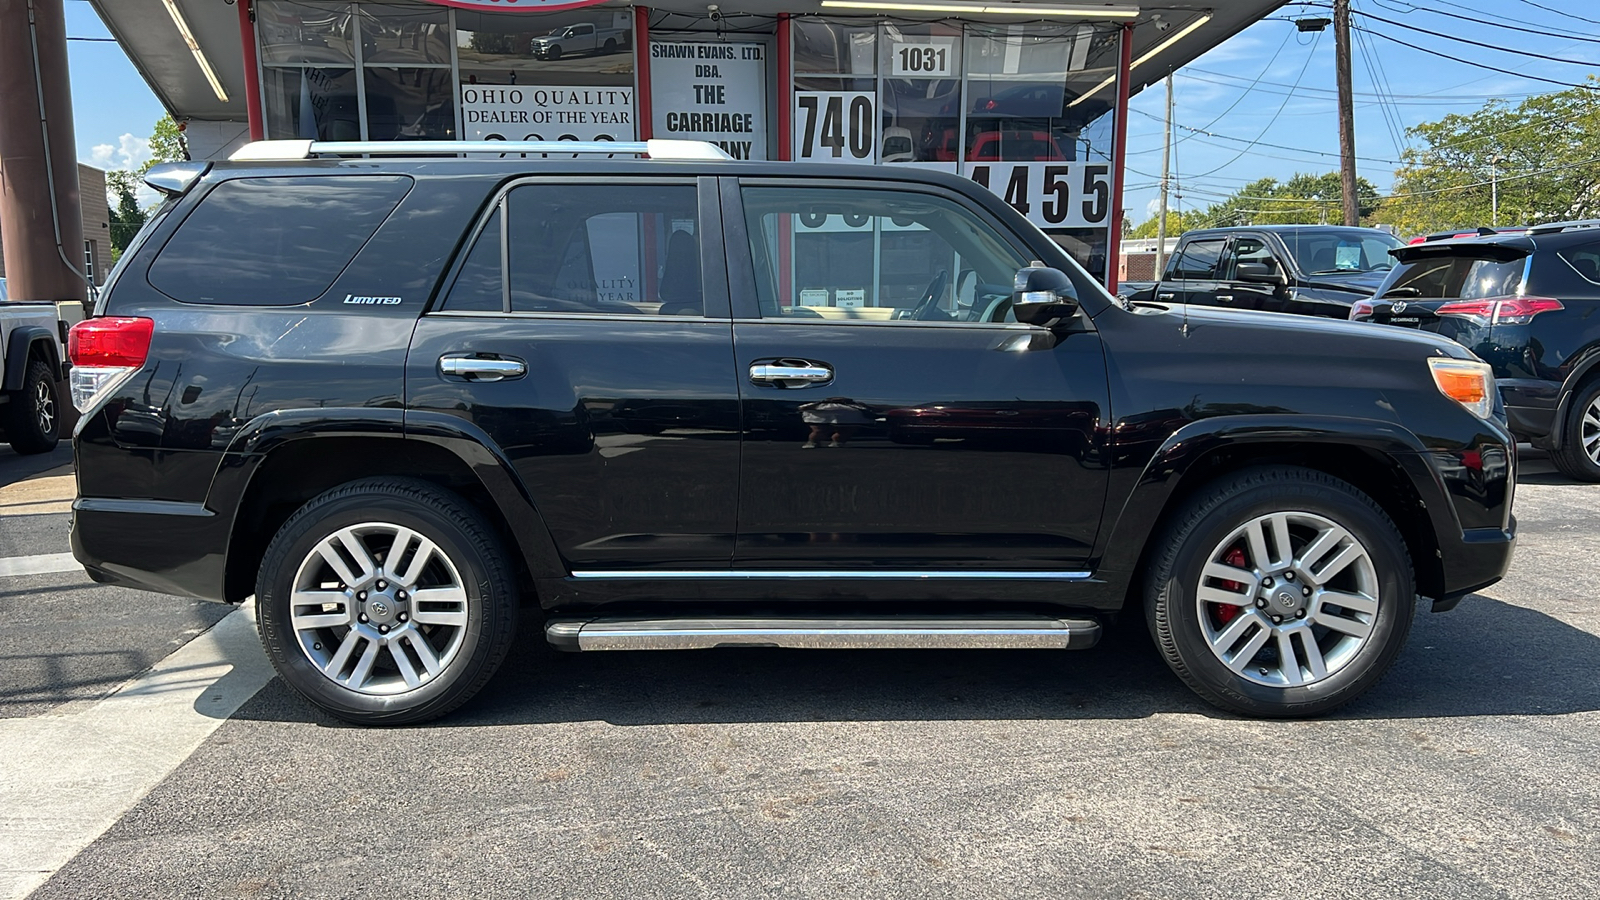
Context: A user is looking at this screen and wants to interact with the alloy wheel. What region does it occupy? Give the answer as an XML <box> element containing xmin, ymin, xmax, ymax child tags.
<box><xmin>33</xmin><ymin>378</ymin><xmax>55</xmax><ymax>436</ymax></box>
<box><xmin>1195</xmin><ymin>511</ymin><xmax>1380</xmax><ymax>688</ymax></box>
<box><xmin>289</xmin><ymin>522</ymin><xmax>471</xmax><ymax>695</ymax></box>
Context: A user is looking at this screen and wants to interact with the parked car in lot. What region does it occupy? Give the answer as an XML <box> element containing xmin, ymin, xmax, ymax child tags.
<box><xmin>1351</xmin><ymin>220</ymin><xmax>1600</xmax><ymax>481</ymax></box>
<box><xmin>1</xmin><ymin>298</ymin><xmax>68</xmax><ymax>454</ymax></box>
<box><xmin>1120</xmin><ymin>225</ymin><xmax>1404</xmax><ymax>318</ymax></box>
<box><xmin>69</xmin><ymin>140</ymin><xmax>1515</xmax><ymax>725</ymax></box>
<box><xmin>529</xmin><ymin>22</ymin><xmax>628</xmax><ymax>60</ymax></box>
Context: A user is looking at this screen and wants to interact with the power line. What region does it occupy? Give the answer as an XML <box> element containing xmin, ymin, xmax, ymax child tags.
<box><xmin>1171</xmin><ymin>20</ymin><xmax>1299</xmax><ymax>149</ymax></box>
<box><xmin>1129</xmin><ymin>106</ymin><xmax>1408</xmax><ymax>165</ymax></box>
<box><xmin>1352</xmin><ymin>24</ymin><xmax>1600</xmax><ymax>89</ymax></box>
<box><xmin>1180</xmin><ymin>67</ymin><xmax>1562</xmax><ymax>103</ymax></box>
<box><xmin>1511</xmin><ymin>0</ymin><xmax>1600</xmax><ymax>27</ymax></box>
<box><xmin>1351</xmin><ymin>6</ymin><xmax>1600</xmax><ymax>67</ymax></box>
<box><xmin>1368</xmin><ymin>0</ymin><xmax>1600</xmax><ymax>44</ymax></box>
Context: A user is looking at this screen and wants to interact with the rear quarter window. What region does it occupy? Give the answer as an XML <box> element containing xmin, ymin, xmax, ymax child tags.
<box><xmin>146</xmin><ymin>175</ymin><xmax>412</xmax><ymax>305</ymax></box>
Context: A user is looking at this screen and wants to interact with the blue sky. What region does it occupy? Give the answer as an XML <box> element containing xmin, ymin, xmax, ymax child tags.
<box><xmin>64</xmin><ymin>0</ymin><xmax>1600</xmax><ymax>220</ymax></box>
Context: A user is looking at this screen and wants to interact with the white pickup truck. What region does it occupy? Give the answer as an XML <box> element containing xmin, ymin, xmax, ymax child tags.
<box><xmin>1</xmin><ymin>300</ymin><xmax>74</xmax><ymax>454</ymax></box>
<box><xmin>528</xmin><ymin>22</ymin><xmax>629</xmax><ymax>60</ymax></box>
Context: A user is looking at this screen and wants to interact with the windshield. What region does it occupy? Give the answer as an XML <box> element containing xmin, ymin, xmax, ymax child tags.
<box><xmin>1281</xmin><ymin>230</ymin><xmax>1404</xmax><ymax>275</ymax></box>
<box><xmin>1381</xmin><ymin>252</ymin><xmax>1527</xmax><ymax>300</ymax></box>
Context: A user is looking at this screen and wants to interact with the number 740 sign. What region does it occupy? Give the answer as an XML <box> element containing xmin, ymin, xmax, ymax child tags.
<box><xmin>966</xmin><ymin>162</ymin><xmax>1112</xmax><ymax>230</ymax></box>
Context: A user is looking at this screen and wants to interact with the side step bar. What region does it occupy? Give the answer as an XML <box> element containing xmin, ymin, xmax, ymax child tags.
<box><xmin>545</xmin><ymin>616</ymin><xmax>1101</xmax><ymax>652</ymax></box>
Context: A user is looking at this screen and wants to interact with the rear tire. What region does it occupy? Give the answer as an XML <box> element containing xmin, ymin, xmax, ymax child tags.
<box><xmin>1145</xmin><ymin>466</ymin><xmax>1415</xmax><ymax>717</ymax></box>
<box><xmin>255</xmin><ymin>477</ymin><xmax>518</xmax><ymax>725</ymax></box>
<box><xmin>1550</xmin><ymin>380</ymin><xmax>1600</xmax><ymax>483</ymax></box>
<box><xmin>4</xmin><ymin>358</ymin><xmax>61</xmax><ymax>455</ymax></box>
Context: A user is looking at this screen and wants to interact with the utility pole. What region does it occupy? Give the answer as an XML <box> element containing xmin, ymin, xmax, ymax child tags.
<box><xmin>1490</xmin><ymin>154</ymin><xmax>1501</xmax><ymax>227</ymax></box>
<box><xmin>1333</xmin><ymin>0</ymin><xmax>1359</xmax><ymax>226</ymax></box>
<box><xmin>1154</xmin><ymin>73</ymin><xmax>1173</xmax><ymax>275</ymax></box>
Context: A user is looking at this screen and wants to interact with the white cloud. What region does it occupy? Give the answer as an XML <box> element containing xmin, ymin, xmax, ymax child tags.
<box><xmin>1146</xmin><ymin>197</ymin><xmax>1163</xmax><ymax>218</ymax></box>
<box><xmin>83</xmin><ymin>133</ymin><xmax>153</xmax><ymax>172</ymax></box>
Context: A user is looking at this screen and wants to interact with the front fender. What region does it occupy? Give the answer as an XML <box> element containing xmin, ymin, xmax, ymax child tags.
<box><xmin>1092</xmin><ymin>414</ymin><xmax>1455</xmax><ymax>600</ymax></box>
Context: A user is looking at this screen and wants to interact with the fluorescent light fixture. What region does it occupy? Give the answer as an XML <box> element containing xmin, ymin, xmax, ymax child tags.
<box><xmin>162</xmin><ymin>0</ymin><xmax>228</xmax><ymax>103</ymax></box>
<box><xmin>1068</xmin><ymin>12</ymin><xmax>1211</xmax><ymax>107</ymax></box>
<box><xmin>818</xmin><ymin>1</ymin><xmax>1140</xmax><ymax>17</ymax></box>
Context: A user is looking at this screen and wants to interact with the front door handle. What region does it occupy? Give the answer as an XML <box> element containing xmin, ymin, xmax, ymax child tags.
<box><xmin>1156</xmin><ymin>292</ymin><xmax>1176</xmax><ymax>300</ymax></box>
<box><xmin>439</xmin><ymin>354</ymin><xmax>526</xmax><ymax>382</ymax></box>
<box><xmin>1215</xmin><ymin>294</ymin><xmax>1235</xmax><ymax>303</ymax></box>
<box><xmin>749</xmin><ymin>359</ymin><xmax>833</xmax><ymax>388</ymax></box>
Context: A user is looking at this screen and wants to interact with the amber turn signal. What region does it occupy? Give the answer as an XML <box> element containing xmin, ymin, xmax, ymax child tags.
<box><xmin>1428</xmin><ymin>358</ymin><xmax>1495</xmax><ymax>420</ymax></box>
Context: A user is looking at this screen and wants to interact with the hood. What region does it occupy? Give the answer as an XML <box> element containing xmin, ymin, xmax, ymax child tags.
<box><xmin>1295</xmin><ymin>268</ymin><xmax>1390</xmax><ymax>294</ymax></box>
<box><xmin>1125</xmin><ymin>300</ymin><xmax>1476</xmax><ymax>361</ymax></box>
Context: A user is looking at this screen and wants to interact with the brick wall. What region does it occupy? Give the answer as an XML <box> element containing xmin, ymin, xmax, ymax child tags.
<box><xmin>0</xmin><ymin>163</ymin><xmax>112</xmax><ymax>286</ymax></box>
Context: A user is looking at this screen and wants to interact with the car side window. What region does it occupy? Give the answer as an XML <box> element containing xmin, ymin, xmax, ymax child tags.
<box><xmin>1558</xmin><ymin>243</ymin><xmax>1600</xmax><ymax>287</ymax></box>
<box><xmin>1170</xmin><ymin>239</ymin><xmax>1225</xmax><ymax>281</ymax></box>
<box><xmin>438</xmin><ymin>182</ymin><xmax>704</xmax><ymax>316</ymax></box>
<box><xmin>1223</xmin><ymin>237</ymin><xmax>1277</xmax><ymax>280</ymax></box>
<box><xmin>739</xmin><ymin>186</ymin><xmax>1031</xmax><ymax>323</ymax></box>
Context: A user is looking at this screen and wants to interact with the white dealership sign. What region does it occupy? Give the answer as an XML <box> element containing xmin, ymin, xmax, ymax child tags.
<box><xmin>460</xmin><ymin>85</ymin><xmax>635</xmax><ymax>143</ymax></box>
<box><xmin>650</xmin><ymin>41</ymin><xmax>767</xmax><ymax>160</ymax></box>
<box><xmin>964</xmin><ymin>162</ymin><xmax>1113</xmax><ymax>230</ymax></box>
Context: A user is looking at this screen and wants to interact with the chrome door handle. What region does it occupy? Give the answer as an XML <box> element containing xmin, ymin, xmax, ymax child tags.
<box><xmin>1156</xmin><ymin>292</ymin><xmax>1176</xmax><ymax>300</ymax></box>
<box><xmin>439</xmin><ymin>355</ymin><xmax>526</xmax><ymax>382</ymax></box>
<box><xmin>1215</xmin><ymin>294</ymin><xmax>1235</xmax><ymax>302</ymax></box>
<box><xmin>749</xmin><ymin>360</ymin><xmax>833</xmax><ymax>387</ymax></box>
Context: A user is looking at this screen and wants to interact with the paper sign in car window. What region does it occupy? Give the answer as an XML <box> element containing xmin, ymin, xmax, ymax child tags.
<box><xmin>1335</xmin><ymin>243</ymin><xmax>1363</xmax><ymax>269</ymax></box>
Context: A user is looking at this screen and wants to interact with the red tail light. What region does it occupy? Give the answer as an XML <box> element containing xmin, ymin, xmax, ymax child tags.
<box><xmin>1349</xmin><ymin>299</ymin><xmax>1375</xmax><ymax>320</ymax></box>
<box><xmin>67</xmin><ymin>317</ymin><xmax>154</xmax><ymax>412</ymax></box>
<box><xmin>1435</xmin><ymin>296</ymin><xmax>1563</xmax><ymax>326</ymax></box>
<box><xmin>69</xmin><ymin>317</ymin><xmax>154</xmax><ymax>368</ymax></box>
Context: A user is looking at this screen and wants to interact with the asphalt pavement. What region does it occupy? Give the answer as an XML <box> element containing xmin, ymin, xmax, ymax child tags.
<box><xmin>2</xmin><ymin>443</ymin><xmax>1597</xmax><ymax>899</ymax></box>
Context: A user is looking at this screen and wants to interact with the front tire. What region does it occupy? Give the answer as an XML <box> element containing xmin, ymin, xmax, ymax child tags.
<box><xmin>1145</xmin><ymin>466</ymin><xmax>1415</xmax><ymax>717</ymax></box>
<box><xmin>256</xmin><ymin>478</ymin><xmax>518</xmax><ymax>725</ymax></box>
<box><xmin>1551</xmin><ymin>380</ymin><xmax>1600</xmax><ymax>482</ymax></box>
<box><xmin>4</xmin><ymin>358</ymin><xmax>61</xmax><ymax>455</ymax></box>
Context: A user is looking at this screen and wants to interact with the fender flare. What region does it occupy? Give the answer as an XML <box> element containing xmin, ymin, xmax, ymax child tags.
<box><xmin>3</xmin><ymin>326</ymin><xmax>60</xmax><ymax>391</ymax></box>
<box><xmin>209</xmin><ymin>407</ymin><xmax>566</xmax><ymax>591</ymax></box>
<box><xmin>1093</xmin><ymin>414</ymin><xmax>1452</xmax><ymax>592</ymax></box>
<box><xmin>1548</xmin><ymin>347</ymin><xmax>1600</xmax><ymax>448</ymax></box>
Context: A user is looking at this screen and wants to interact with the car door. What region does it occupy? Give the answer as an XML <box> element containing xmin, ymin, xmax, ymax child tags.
<box><xmin>724</xmin><ymin>177</ymin><xmax>1109</xmax><ymax>572</ymax></box>
<box><xmin>406</xmin><ymin>176</ymin><xmax>741</xmax><ymax>570</ymax></box>
<box><xmin>1166</xmin><ymin>237</ymin><xmax>1227</xmax><ymax>308</ymax></box>
<box><xmin>1218</xmin><ymin>234</ymin><xmax>1286</xmax><ymax>312</ymax></box>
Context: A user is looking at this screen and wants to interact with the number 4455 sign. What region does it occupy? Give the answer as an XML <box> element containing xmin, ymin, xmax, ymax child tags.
<box><xmin>967</xmin><ymin>163</ymin><xmax>1112</xmax><ymax>230</ymax></box>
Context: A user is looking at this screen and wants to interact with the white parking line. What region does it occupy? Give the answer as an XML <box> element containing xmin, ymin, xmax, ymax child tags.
<box><xmin>0</xmin><ymin>606</ymin><xmax>274</xmax><ymax>900</ymax></box>
<box><xmin>0</xmin><ymin>553</ymin><xmax>81</xmax><ymax>579</ymax></box>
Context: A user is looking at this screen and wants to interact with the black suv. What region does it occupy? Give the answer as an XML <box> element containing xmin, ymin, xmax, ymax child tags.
<box><xmin>69</xmin><ymin>141</ymin><xmax>1515</xmax><ymax>725</ymax></box>
<box><xmin>1352</xmin><ymin>222</ymin><xmax>1600</xmax><ymax>481</ymax></box>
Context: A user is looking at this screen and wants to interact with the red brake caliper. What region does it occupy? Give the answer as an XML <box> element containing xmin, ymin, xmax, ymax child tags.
<box><xmin>1214</xmin><ymin>547</ymin><xmax>1248</xmax><ymax>624</ymax></box>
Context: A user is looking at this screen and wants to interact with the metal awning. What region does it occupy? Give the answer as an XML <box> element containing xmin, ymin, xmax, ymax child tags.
<box><xmin>91</xmin><ymin>0</ymin><xmax>1286</xmax><ymax>124</ymax></box>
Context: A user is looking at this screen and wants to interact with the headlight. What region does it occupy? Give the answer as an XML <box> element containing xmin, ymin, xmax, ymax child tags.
<box><xmin>1428</xmin><ymin>357</ymin><xmax>1495</xmax><ymax>420</ymax></box>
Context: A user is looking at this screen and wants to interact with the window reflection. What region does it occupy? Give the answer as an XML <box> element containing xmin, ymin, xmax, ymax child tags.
<box><xmin>364</xmin><ymin>67</ymin><xmax>457</xmax><ymax>140</ymax></box>
<box><xmin>358</xmin><ymin>2</ymin><xmax>451</xmax><ymax>65</ymax></box>
<box><xmin>262</xmin><ymin>66</ymin><xmax>361</xmax><ymax>140</ymax></box>
<box><xmin>455</xmin><ymin>7</ymin><xmax>633</xmax><ymax>86</ymax></box>
<box><xmin>258</xmin><ymin>0</ymin><xmax>355</xmax><ymax>65</ymax></box>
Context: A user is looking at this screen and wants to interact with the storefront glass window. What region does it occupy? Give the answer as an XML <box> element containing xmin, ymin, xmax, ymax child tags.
<box><xmin>262</xmin><ymin>66</ymin><xmax>361</xmax><ymax>140</ymax></box>
<box><xmin>364</xmin><ymin>67</ymin><xmax>457</xmax><ymax>140</ymax></box>
<box><xmin>358</xmin><ymin>2</ymin><xmax>451</xmax><ymax>65</ymax></box>
<box><xmin>258</xmin><ymin>0</ymin><xmax>356</xmax><ymax>65</ymax></box>
<box><xmin>878</xmin><ymin>22</ymin><xmax>961</xmax><ymax>169</ymax></box>
<box><xmin>454</xmin><ymin>6</ymin><xmax>633</xmax><ymax>86</ymax></box>
<box><xmin>793</xmin><ymin>19</ymin><xmax>876</xmax><ymax>76</ymax></box>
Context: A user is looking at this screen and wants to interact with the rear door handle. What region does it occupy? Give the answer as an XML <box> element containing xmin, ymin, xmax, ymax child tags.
<box><xmin>749</xmin><ymin>359</ymin><xmax>833</xmax><ymax>388</ymax></box>
<box><xmin>439</xmin><ymin>354</ymin><xmax>526</xmax><ymax>382</ymax></box>
<box><xmin>1156</xmin><ymin>292</ymin><xmax>1176</xmax><ymax>300</ymax></box>
<box><xmin>1215</xmin><ymin>294</ymin><xmax>1235</xmax><ymax>303</ymax></box>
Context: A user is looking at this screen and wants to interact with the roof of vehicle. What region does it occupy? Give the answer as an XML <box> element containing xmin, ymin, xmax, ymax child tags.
<box><xmin>1179</xmin><ymin>224</ymin><xmax>1400</xmax><ymax>239</ymax></box>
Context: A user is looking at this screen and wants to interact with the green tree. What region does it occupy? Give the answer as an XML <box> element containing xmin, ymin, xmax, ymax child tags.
<box><xmin>1372</xmin><ymin>80</ymin><xmax>1600</xmax><ymax>236</ymax></box>
<box><xmin>1184</xmin><ymin>173</ymin><xmax>1381</xmax><ymax>229</ymax></box>
<box><xmin>1128</xmin><ymin>209</ymin><xmax>1199</xmax><ymax>239</ymax></box>
<box><xmin>106</xmin><ymin>169</ymin><xmax>147</xmax><ymax>261</ymax></box>
<box><xmin>143</xmin><ymin>115</ymin><xmax>187</xmax><ymax>172</ymax></box>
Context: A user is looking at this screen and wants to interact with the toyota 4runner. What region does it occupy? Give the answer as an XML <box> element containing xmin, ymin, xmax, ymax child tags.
<box><xmin>69</xmin><ymin>140</ymin><xmax>1516</xmax><ymax>724</ymax></box>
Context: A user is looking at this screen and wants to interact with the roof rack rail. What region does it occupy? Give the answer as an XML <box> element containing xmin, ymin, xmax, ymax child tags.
<box><xmin>228</xmin><ymin>139</ymin><xmax>733</xmax><ymax>162</ymax></box>
<box><xmin>1526</xmin><ymin>219</ymin><xmax>1600</xmax><ymax>235</ymax></box>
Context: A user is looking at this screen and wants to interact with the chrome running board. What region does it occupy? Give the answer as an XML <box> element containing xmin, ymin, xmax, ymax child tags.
<box><xmin>545</xmin><ymin>615</ymin><xmax>1101</xmax><ymax>652</ymax></box>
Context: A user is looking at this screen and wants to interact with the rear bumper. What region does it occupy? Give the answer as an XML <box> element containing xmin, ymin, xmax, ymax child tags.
<box><xmin>70</xmin><ymin>499</ymin><xmax>231</xmax><ymax>602</ymax></box>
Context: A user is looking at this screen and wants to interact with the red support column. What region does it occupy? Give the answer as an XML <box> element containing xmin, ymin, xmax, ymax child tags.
<box><xmin>238</xmin><ymin>0</ymin><xmax>264</xmax><ymax>141</ymax></box>
<box><xmin>1105</xmin><ymin>22</ymin><xmax>1134</xmax><ymax>293</ymax></box>
<box><xmin>777</xmin><ymin>13</ymin><xmax>792</xmax><ymax>161</ymax></box>
<box><xmin>634</xmin><ymin>7</ymin><xmax>653</xmax><ymax>140</ymax></box>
